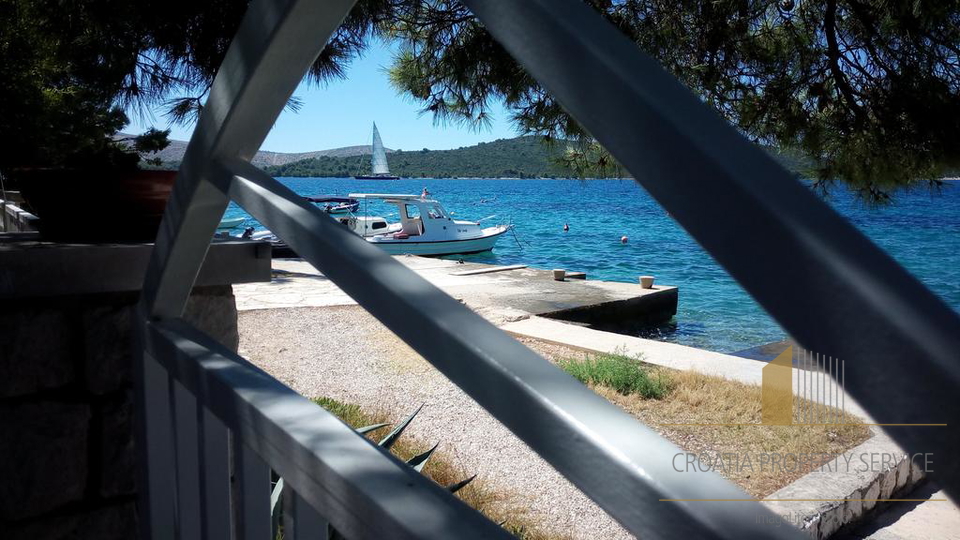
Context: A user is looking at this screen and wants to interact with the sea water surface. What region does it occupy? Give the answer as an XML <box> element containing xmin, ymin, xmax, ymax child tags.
<box><xmin>224</xmin><ymin>177</ymin><xmax>960</xmax><ymax>353</ymax></box>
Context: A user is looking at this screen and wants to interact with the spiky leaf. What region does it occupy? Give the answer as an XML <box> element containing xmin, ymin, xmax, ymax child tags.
<box><xmin>270</xmin><ymin>477</ymin><xmax>284</xmax><ymax>539</ymax></box>
<box><xmin>446</xmin><ymin>474</ymin><xmax>476</xmax><ymax>494</ymax></box>
<box><xmin>406</xmin><ymin>443</ymin><xmax>439</xmax><ymax>473</ymax></box>
<box><xmin>355</xmin><ymin>422</ymin><xmax>390</xmax><ymax>435</ymax></box>
<box><xmin>377</xmin><ymin>404</ymin><xmax>423</xmax><ymax>450</ymax></box>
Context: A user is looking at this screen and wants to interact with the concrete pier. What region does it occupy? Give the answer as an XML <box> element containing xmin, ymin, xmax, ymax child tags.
<box><xmin>234</xmin><ymin>255</ymin><xmax>678</xmax><ymax>327</ymax></box>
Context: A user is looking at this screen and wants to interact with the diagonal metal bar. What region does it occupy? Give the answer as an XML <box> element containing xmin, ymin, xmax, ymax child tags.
<box><xmin>134</xmin><ymin>0</ymin><xmax>358</xmax><ymax>536</ymax></box>
<box><xmin>463</xmin><ymin>0</ymin><xmax>960</xmax><ymax>495</ymax></box>
<box><xmin>140</xmin><ymin>0</ymin><xmax>357</xmax><ymax>319</ymax></box>
<box><xmin>144</xmin><ymin>318</ymin><xmax>508</xmax><ymax>540</ymax></box>
<box><xmin>225</xmin><ymin>158</ymin><xmax>802</xmax><ymax>539</ymax></box>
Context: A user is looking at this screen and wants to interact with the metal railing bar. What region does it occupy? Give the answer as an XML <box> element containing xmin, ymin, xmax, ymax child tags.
<box><xmin>800</xmin><ymin>349</ymin><xmax>805</xmax><ymax>424</ymax></box>
<box><xmin>235</xmin><ymin>438</ymin><xmax>272</xmax><ymax>540</ymax></box>
<box><xmin>816</xmin><ymin>353</ymin><xmax>821</xmax><ymax>424</ymax></box>
<box><xmin>140</xmin><ymin>0</ymin><xmax>358</xmax><ymax>320</ymax></box>
<box><xmin>134</xmin><ymin>350</ymin><xmax>178</xmax><ymax>540</ymax></box>
<box><xmin>463</xmin><ymin>0</ymin><xmax>960</xmax><ymax>494</ymax></box>
<box><xmin>283</xmin><ymin>483</ymin><xmax>329</xmax><ymax>540</ymax></box>
<box><xmin>199</xmin><ymin>407</ymin><xmax>233</xmax><ymax>540</ymax></box>
<box><xmin>143</xmin><ymin>318</ymin><xmax>507</xmax><ymax>540</ymax></box>
<box><xmin>225</xmin><ymin>160</ymin><xmax>801</xmax><ymax>539</ymax></box>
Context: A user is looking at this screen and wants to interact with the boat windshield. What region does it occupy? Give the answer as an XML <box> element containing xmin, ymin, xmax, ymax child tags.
<box><xmin>427</xmin><ymin>204</ymin><xmax>447</xmax><ymax>219</ymax></box>
<box><xmin>403</xmin><ymin>204</ymin><xmax>421</xmax><ymax>220</ymax></box>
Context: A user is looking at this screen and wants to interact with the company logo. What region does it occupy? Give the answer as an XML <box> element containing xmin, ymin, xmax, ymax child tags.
<box><xmin>762</xmin><ymin>346</ymin><xmax>845</xmax><ymax>425</ymax></box>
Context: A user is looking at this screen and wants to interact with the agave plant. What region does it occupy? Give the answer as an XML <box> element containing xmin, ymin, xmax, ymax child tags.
<box><xmin>271</xmin><ymin>404</ymin><xmax>476</xmax><ymax>539</ymax></box>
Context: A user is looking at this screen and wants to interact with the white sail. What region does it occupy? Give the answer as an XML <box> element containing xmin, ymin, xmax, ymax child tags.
<box><xmin>370</xmin><ymin>123</ymin><xmax>390</xmax><ymax>175</ymax></box>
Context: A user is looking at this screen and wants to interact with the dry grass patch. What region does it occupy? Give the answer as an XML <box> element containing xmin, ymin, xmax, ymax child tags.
<box><xmin>524</xmin><ymin>339</ymin><xmax>871</xmax><ymax>497</ymax></box>
<box><xmin>313</xmin><ymin>397</ymin><xmax>568</xmax><ymax>540</ymax></box>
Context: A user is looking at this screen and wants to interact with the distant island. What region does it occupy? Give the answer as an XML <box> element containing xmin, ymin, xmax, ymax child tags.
<box><xmin>268</xmin><ymin>136</ymin><xmax>569</xmax><ymax>179</ymax></box>
<box><xmin>134</xmin><ymin>133</ymin><xmax>813</xmax><ymax>179</ymax></box>
<box><xmin>120</xmin><ymin>132</ymin><xmax>383</xmax><ymax>169</ymax></box>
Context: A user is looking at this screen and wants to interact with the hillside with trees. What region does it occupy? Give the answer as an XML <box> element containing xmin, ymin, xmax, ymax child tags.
<box><xmin>266</xmin><ymin>136</ymin><xmax>570</xmax><ymax>178</ymax></box>
<box><xmin>264</xmin><ymin>135</ymin><xmax>812</xmax><ymax>179</ymax></box>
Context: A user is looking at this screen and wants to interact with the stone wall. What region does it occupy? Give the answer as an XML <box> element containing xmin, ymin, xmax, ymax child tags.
<box><xmin>0</xmin><ymin>286</ymin><xmax>239</xmax><ymax>540</ymax></box>
<box><xmin>543</xmin><ymin>286</ymin><xmax>679</xmax><ymax>334</ymax></box>
<box><xmin>763</xmin><ymin>429</ymin><xmax>928</xmax><ymax>539</ymax></box>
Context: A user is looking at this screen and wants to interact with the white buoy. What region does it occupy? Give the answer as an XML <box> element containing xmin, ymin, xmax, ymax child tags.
<box><xmin>620</xmin><ymin>235</ymin><xmax>628</xmax><ymax>244</ymax></box>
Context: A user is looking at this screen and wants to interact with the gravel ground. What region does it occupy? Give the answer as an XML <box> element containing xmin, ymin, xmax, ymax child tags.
<box><xmin>238</xmin><ymin>305</ymin><xmax>632</xmax><ymax>540</ymax></box>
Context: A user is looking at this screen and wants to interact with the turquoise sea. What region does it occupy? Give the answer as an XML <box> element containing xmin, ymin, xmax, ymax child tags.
<box><xmin>224</xmin><ymin>177</ymin><xmax>960</xmax><ymax>354</ymax></box>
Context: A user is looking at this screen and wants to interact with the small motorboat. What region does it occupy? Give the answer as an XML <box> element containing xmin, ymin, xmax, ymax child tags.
<box><xmin>237</xmin><ymin>194</ymin><xmax>509</xmax><ymax>258</ymax></box>
<box><xmin>217</xmin><ymin>216</ymin><xmax>245</xmax><ymax>230</ymax></box>
<box><xmin>243</xmin><ymin>228</ymin><xmax>299</xmax><ymax>258</ymax></box>
<box><xmin>305</xmin><ymin>196</ymin><xmax>360</xmax><ymax>214</ymax></box>
<box><xmin>345</xmin><ymin>193</ymin><xmax>509</xmax><ymax>256</ymax></box>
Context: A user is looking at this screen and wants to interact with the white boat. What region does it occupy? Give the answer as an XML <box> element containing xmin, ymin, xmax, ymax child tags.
<box><xmin>217</xmin><ymin>216</ymin><xmax>245</xmax><ymax>230</ymax></box>
<box><xmin>340</xmin><ymin>193</ymin><xmax>510</xmax><ymax>256</ymax></box>
<box><xmin>304</xmin><ymin>196</ymin><xmax>360</xmax><ymax>214</ymax></box>
<box><xmin>353</xmin><ymin>123</ymin><xmax>399</xmax><ymax>180</ymax></box>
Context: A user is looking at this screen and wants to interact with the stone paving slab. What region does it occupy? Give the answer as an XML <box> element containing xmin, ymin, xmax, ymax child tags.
<box><xmin>837</xmin><ymin>484</ymin><xmax>960</xmax><ymax>540</ymax></box>
<box><xmin>234</xmin><ymin>256</ymin><xmax>677</xmax><ymax>323</ymax></box>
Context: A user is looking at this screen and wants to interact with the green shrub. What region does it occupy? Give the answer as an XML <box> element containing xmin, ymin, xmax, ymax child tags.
<box><xmin>559</xmin><ymin>352</ymin><xmax>672</xmax><ymax>399</ymax></box>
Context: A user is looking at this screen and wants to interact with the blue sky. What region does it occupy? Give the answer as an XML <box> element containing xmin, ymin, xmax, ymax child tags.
<box><xmin>124</xmin><ymin>41</ymin><xmax>519</xmax><ymax>153</ymax></box>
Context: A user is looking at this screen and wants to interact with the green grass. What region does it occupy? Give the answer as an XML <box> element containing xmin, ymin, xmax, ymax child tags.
<box><xmin>313</xmin><ymin>396</ymin><xmax>368</xmax><ymax>426</ymax></box>
<box><xmin>558</xmin><ymin>351</ymin><xmax>672</xmax><ymax>398</ymax></box>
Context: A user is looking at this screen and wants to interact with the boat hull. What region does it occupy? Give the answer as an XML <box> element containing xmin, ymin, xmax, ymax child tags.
<box><xmin>217</xmin><ymin>216</ymin><xmax>245</xmax><ymax>230</ymax></box>
<box><xmin>354</xmin><ymin>175</ymin><xmax>400</xmax><ymax>180</ymax></box>
<box><xmin>367</xmin><ymin>227</ymin><xmax>509</xmax><ymax>256</ymax></box>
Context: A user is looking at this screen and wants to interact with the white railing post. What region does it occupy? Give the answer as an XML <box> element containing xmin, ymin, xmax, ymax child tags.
<box><xmin>133</xmin><ymin>348</ymin><xmax>177</xmax><ymax>540</ymax></box>
<box><xmin>172</xmin><ymin>380</ymin><xmax>203</xmax><ymax>539</ymax></box>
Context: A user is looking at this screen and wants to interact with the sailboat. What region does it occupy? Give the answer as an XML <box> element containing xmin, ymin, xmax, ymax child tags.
<box><xmin>354</xmin><ymin>123</ymin><xmax>400</xmax><ymax>180</ymax></box>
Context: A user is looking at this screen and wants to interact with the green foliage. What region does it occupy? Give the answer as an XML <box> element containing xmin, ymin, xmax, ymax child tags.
<box><xmin>9</xmin><ymin>0</ymin><xmax>956</xmax><ymax>197</ymax></box>
<box><xmin>313</xmin><ymin>396</ymin><xmax>368</xmax><ymax>427</ymax></box>
<box><xmin>385</xmin><ymin>0</ymin><xmax>960</xmax><ymax>200</ymax></box>
<box><xmin>0</xmin><ymin>0</ymin><xmax>173</xmax><ymax>171</ymax></box>
<box><xmin>267</xmin><ymin>136</ymin><xmax>571</xmax><ymax>178</ymax></box>
<box><xmin>559</xmin><ymin>351</ymin><xmax>672</xmax><ymax>399</ymax></box>
<box><xmin>0</xmin><ymin>0</ymin><xmax>392</xmax><ymax>170</ymax></box>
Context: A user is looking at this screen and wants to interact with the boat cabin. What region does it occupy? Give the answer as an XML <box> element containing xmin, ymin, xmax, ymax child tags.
<box><xmin>342</xmin><ymin>193</ymin><xmax>508</xmax><ymax>255</ymax></box>
<box><xmin>336</xmin><ymin>215</ymin><xmax>391</xmax><ymax>237</ymax></box>
<box><xmin>348</xmin><ymin>193</ymin><xmax>458</xmax><ymax>238</ymax></box>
